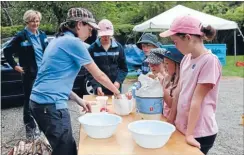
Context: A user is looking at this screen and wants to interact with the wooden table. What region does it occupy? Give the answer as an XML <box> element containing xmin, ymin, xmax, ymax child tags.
<box><xmin>78</xmin><ymin>95</ymin><xmax>203</xmax><ymax>155</ymax></box>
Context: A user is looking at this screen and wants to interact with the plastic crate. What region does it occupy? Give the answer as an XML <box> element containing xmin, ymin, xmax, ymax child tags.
<box><xmin>160</xmin><ymin>44</ymin><xmax>226</xmax><ymax>66</ymax></box>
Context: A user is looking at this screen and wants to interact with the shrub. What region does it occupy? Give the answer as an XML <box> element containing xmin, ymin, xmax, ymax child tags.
<box><xmin>1</xmin><ymin>24</ymin><xmax>56</xmax><ymax>38</ymax></box>
<box><xmin>114</xmin><ymin>24</ymin><xmax>134</xmax><ymax>36</ymax></box>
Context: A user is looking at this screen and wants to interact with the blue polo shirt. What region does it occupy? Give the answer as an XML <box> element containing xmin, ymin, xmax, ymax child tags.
<box><xmin>30</xmin><ymin>31</ymin><xmax>93</xmax><ymax>109</ymax></box>
<box><xmin>26</xmin><ymin>27</ymin><xmax>44</xmax><ymax>70</ymax></box>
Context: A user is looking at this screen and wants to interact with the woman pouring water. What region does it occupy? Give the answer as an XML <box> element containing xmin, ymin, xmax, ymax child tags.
<box><xmin>29</xmin><ymin>7</ymin><xmax>121</xmax><ymax>155</ymax></box>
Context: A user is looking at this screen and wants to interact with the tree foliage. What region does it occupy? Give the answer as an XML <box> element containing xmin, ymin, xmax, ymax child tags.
<box><xmin>1</xmin><ymin>1</ymin><xmax>243</xmax><ymax>41</ymax></box>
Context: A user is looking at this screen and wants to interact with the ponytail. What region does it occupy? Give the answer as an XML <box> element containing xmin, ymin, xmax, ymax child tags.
<box><xmin>201</xmin><ymin>25</ymin><xmax>216</xmax><ymax>41</ymax></box>
<box><xmin>55</xmin><ymin>20</ymin><xmax>78</xmax><ymax>38</ymax></box>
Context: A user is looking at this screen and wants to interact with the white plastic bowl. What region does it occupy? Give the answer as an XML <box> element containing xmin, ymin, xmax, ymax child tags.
<box><xmin>128</xmin><ymin>120</ymin><xmax>176</xmax><ymax>149</ymax></box>
<box><xmin>78</xmin><ymin>113</ymin><xmax>122</xmax><ymax>139</ymax></box>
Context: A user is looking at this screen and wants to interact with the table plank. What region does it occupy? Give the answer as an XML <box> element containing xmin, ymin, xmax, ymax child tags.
<box><xmin>78</xmin><ymin>95</ymin><xmax>203</xmax><ymax>155</ymax></box>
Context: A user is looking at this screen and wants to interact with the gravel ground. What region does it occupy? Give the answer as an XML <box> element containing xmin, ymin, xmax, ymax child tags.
<box><xmin>1</xmin><ymin>78</ymin><xmax>243</xmax><ymax>155</ymax></box>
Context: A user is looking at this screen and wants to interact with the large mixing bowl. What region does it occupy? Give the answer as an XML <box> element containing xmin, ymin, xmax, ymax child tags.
<box><xmin>128</xmin><ymin>120</ymin><xmax>175</xmax><ymax>149</ymax></box>
<box><xmin>78</xmin><ymin>113</ymin><xmax>122</xmax><ymax>139</ymax></box>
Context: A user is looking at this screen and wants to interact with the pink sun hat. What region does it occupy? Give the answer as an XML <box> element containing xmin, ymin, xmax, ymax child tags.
<box><xmin>98</xmin><ymin>19</ymin><xmax>114</xmax><ymax>37</ymax></box>
<box><xmin>160</xmin><ymin>15</ymin><xmax>204</xmax><ymax>38</ymax></box>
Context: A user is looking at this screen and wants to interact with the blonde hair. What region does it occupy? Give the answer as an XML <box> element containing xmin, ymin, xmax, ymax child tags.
<box><xmin>23</xmin><ymin>10</ymin><xmax>42</xmax><ymax>23</ymax></box>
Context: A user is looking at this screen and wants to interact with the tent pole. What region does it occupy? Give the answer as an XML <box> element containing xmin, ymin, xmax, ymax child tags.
<box><xmin>234</xmin><ymin>29</ymin><xmax>237</xmax><ymax>63</ymax></box>
<box><xmin>237</xmin><ymin>27</ymin><xmax>244</xmax><ymax>41</ymax></box>
<box><xmin>134</xmin><ymin>33</ymin><xmax>136</xmax><ymax>44</ymax></box>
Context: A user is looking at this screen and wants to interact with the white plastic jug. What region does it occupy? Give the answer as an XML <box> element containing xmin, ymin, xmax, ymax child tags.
<box><xmin>112</xmin><ymin>95</ymin><xmax>134</xmax><ymax>116</ymax></box>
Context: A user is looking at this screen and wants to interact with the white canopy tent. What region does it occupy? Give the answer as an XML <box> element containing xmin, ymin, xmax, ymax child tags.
<box><xmin>133</xmin><ymin>5</ymin><xmax>244</xmax><ymax>60</ymax></box>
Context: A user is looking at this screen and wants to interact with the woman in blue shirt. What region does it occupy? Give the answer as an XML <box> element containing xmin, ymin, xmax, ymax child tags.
<box><xmin>3</xmin><ymin>9</ymin><xmax>48</xmax><ymax>140</ymax></box>
<box><xmin>29</xmin><ymin>8</ymin><xmax>120</xmax><ymax>155</ymax></box>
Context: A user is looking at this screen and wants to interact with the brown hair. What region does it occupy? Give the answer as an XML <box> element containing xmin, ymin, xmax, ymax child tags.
<box><xmin>56</xmin><ymin>21</ymin><xmax>88</xmax><ymax>38</ymax></box>
<box><xmin>201</xmin><ymin>25</ymin><xmax>216</xmax><ymax>41</ymax></box>
<box><xmin>176</xmin><ymin>25</ymin><xmax>216</xmax><ymax>42</ymax></box>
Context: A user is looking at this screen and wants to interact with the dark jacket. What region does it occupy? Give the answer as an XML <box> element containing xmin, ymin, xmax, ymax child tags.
<box><xmin>3</xmin><ymin>29</ymin><xmax>48</xmax><ymax>78</ymax></box>
<box><xmin>87</xmin><ymin>38</ymin><xmax>128</xmax><ymax>95</ymax></box>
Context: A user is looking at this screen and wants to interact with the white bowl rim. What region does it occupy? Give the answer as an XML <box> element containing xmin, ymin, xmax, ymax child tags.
<box><xmin>78</xmin><ymin>113</ymin><xmax>122</xmax><ymax>127</ymax></box>
<box><xmin>128</xmin><ymin>120</ymin><xmax>176</xmax><ymax>136</ymax></box>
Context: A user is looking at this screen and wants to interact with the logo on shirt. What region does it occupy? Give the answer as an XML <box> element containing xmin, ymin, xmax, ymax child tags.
<box><xmin>192</xmin><ymin>64</ymin><xmax>196</xmax><ymax>69</ymax></box>
<box><xmin>21</xmin><ymin>40</ymin><xmax>31</xmax><ymax>46</ymax></box>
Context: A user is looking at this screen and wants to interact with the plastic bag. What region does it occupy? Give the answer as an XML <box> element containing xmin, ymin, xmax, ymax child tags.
<box><xmin>135</xmin><ymin>74</ymin><xmax>163</xmax><ymax>98</ymax></box>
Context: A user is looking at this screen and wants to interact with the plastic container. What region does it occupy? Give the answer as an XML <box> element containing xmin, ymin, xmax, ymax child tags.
<box><xmin>128</xmin><ymin>120</ymin><xmax>175</xmax><ymax>149</ymax></box>
<box><xmin>160</xmin><ymin>44</ymin><xmax>226</xmax><ymax>66</ymax></box>
<box><xmin>132</xmin><ymin>87</ymin><xmax>163</xmax><ymax>120</ymax></box>
<box><xmin>112</xmin><ymin>94</ymin><xmax>135</xmax><ymax>116</ymax></box>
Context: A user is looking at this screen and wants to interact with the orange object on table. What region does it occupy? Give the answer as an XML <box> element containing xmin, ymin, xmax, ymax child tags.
<box><xmin>78</xmin><ymin>95</ymin><xmax>203</xmax><ymax>155</ymax></box>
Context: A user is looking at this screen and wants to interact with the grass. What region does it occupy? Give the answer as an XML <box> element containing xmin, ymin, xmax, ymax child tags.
<box><xmin>126</xmin><ymin>75</ymin><xmax>138</xmax><ymax>79</ymax></box>
<box><xmin>222</xmin><ymin>56</ymin><xmax>244</xmax><ymax>78</ymax></box>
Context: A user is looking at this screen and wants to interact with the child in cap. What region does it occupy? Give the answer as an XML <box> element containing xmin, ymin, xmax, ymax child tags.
<box><xmin>144</xmin><ymin>48</ymin><xmax>167</xmax><ymax>80</ymax></box>
<box><xmin>144</xmin><ymin>48</ymin><xmax>183</xmax><ymax>121</ymax></box>
<box><xmin>124</xmin><ymin>47</ymin><xmax>166</xmax><ymax>101</ymax></box>
<box><xmin>160</xmin><ymin>15</ymin><xmax>222</xmax><ymax>154</ymax></box>
<box><xmin>136</xmin><ymin>33</ymin><xmax>162</xmax><ymax>75</ymax></box>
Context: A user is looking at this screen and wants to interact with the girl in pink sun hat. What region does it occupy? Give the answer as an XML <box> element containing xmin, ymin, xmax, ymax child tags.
<box><xmin>160</xmin><ymin>15</ymin><xmax>222</xmax><ymax>154</ymax></box>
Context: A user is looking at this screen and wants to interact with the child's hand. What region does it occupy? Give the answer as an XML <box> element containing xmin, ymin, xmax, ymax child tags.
<box><xmin>185</xmin><ymin>135</ymin><xmax>201</xmax><ymax>149</ymax></box>
<box><xmin>157</xmin><ymin>73</ymin><xmax>165</xmax><ymax>83</ymax></box>
<box><xmin>148</xmin><ymin>74</ymin><xmax>157</xmax><ymax>79</ymax></box>
<box><xmin>125</xmin><ymin>92</ymin><xmax>133</xmax><ymax>100</ymax></box>
<box><xmin>167</xmin><ymin>114</ymin><xmax>175</xmax><ymax>125</ymax></box>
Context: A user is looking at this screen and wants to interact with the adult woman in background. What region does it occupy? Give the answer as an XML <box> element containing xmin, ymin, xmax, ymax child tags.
<box><xmin>3</xmin><ymin>9</ymin><xmax>48</xmax><ymax>140</ymax></box>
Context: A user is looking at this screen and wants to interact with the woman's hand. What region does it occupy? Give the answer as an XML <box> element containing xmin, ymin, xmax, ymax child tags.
<box><xmin>97</xmin><ymin>87</ymin><xmax>104</xmax><ymax>96</ymax></box>
<box><xmin>77</xmin><ymin>99</ymin><xmax>93</xmax><ymax>113</ymax></box>
<box><xmin>114</xmin><ymin>93</ymin><xmax>122</xmax><ymax>99</ymax></box>
<box><xmin>185</xmin><ymin>135</ymin><xmax>201</xmax><ymax>149</ymax></box>
<box><xmin>114</xmin><ymin>81</ymin><xmax>120</xmax><ymax>89</ymax></box>
<box><xmin>14</xmin><ymin>66</ymin><xmax>25</xmax><ymax>74</ymax></box>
